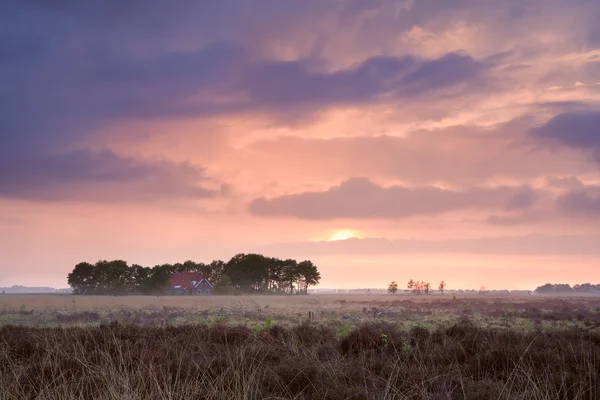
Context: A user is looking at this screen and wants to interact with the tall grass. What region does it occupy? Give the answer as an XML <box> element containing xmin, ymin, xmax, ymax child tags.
<box><xmin>1</xmin><ymin>319</ymin><xmax>598</xmax><ymax>399</ymax></box>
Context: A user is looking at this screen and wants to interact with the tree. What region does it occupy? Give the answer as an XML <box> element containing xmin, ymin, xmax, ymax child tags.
<box><xmin>67</xmin><ymin>262</ymin><xmax>96</xmax><ymax>294</ymax></box>
<box><xmin>479</xmin><ymin>285</ymin><xmax>488</xmax><ymax>295</ymax></box>
<box><xmin>534</xmin><ymin>283</ymin><xmax>600</xmax><ymax>293</ymax></box>
<box><xmin>296</xmin><ymin>260</ymin><xmax>321</xmax><ymax>294</ymax></box>
<box><xmin>202</xmin><ymin>260</ymin><xmax>225</xmax><ymax>284</ymax></box>
<box><xmin>103</xmin><ymin>260</ymin><xmax>132</xmax><ymax>295</ymax></box>
<box><xmin>281</xmin><ymin>259</ymin><xmax>299</xmax><ymax>294</ymax></box>
<box><xmin>144</xmin><ymin>265</ymin><xmax>171</xmax><ymax>294</ymax></box>
<box><xmin>423</xmin><ymin>282</ymin><xmax>431</xmax><ymax>295</ymax></box>
<box><xmin>388</xmin><ymin>281</ymin><xmax>398</xmax><ymax>295</ymax></box>
<box><xmin>438</xmin><ymin>281</ymin><xmax>446</xmax><ymax>294</ymax></box>
<box><xmin>266</xmin><ymin>258</ymin><xmax>286</xmax><ymax>292</ymax></box>
<box><xmin>224</xmin><ymin>253</ymin><xmax>270</xmax><ymax>292</ymax></box>
<box><xmin>407</xmin><ymin>279</ymin><xmax>415</xmax><ymax>293</ymax></box>
<box><xmin>181</xmin><ymin>260</ymin><xmax>198</xmax><ymax>273</ymax></box>
<box><xmin>213</xmin><ymin>274</ymin><xmax>235</xmax><ymax>295</ymax></box>
<box><xmin>131</xmin><ymin>264</ymin><xmax>152</xmax><ymax>293</ymax></box>
<box><xmin>414</xmin><ymin>281</ymin><xmax>423</xmax><ymax>295</ymax></box>
<box><xmin>67</xmin><ymin>254</ymin><xmax>321</xmax><ymax>296</ymax></box>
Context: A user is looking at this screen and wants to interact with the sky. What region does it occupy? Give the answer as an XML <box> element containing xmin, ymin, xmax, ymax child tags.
<box><xmin>1</xmin><ymin>0</ymin><xmax>600</xmax><ymax>290</ymax></box>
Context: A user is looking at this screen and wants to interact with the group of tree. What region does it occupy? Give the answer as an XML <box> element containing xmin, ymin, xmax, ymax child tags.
<box><xmin>387</xmin><ymin>280</ymin><xmax>447</xmax><ymax>295</ymax></box>
<box><xmin>67</xmin><ymin>254</ymin><xmax>321</xmax><ymax>296</ymax></box>
<box><xmin>407</xmin><ymin>279</ymin><xmax>432</xmax><ymax>294</ymax></box>
<box><xmin>535</xmin><ymin>283</ymin><xmax>600</xmax><ymax>294</ymax></box>
<box><xmin>215</xmin><ymin>254</ymin><xmax>320</xmax><ymax>295</ymax></box>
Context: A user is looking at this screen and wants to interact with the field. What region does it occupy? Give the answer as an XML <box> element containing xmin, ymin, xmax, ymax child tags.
<box><xmin>1</xmin><ymin>293</ymin><xmax>600</xmax><ymax>399</ymax></box>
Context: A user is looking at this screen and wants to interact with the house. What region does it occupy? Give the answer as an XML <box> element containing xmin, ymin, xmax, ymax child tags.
<box><xmin>169</xmin><ymin>272</ymin><xmax>213</xmax><ymax>295</ymax></box>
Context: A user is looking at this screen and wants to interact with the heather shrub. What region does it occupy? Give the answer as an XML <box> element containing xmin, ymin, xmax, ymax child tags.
<box><xmin>0</xmin><ymin>321</ymin><xmax>599</xmax><ymax>399</ymax></box>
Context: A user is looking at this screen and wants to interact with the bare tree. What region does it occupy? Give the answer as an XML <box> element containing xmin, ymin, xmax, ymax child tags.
<box><xmin>387</xmin><ymin>281</ymin><xmax>398</xmax><ymax>295</ymax></box>
<box><xmin>479</xmin><ymin>285</ymin><xmax>488</xmax><ymax>295</ymax></box>
<box><xmin>423</xmin><ymin>282</ymin><xmax>431</xmax><ymax>294</ymax></box>
<box><xmin>438</xmin><ymin>281</ymin><xmax>446</xmax><ymax>294</ymax></box>
<box><xmin>415</xmin><ymin>281</ymin><xmax>423</xmax><ymax>295</ymax></box>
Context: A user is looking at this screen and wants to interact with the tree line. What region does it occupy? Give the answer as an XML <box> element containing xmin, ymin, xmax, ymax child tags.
<box><xmin>387</xmin><ymin>279</ymin><xmax>447</xmax><ymax>295</ymax></box>
<box><xmin>535</xmin><ymin>283</ymin><xmax>600</xmax><ymax>293</ymax></box>
<box><xmin>67</xmin><ymin>254</ymin><xmax>321</xmax><ymax>295</ymax></box>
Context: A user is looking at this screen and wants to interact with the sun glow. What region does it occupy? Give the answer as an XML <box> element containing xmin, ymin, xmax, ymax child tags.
<box><xmin>326</xmin><ymin>229</ymin><xmax>361</xmax><ymax>242</ymax></box>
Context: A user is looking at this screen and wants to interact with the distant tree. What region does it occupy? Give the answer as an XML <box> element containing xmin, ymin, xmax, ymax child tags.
<box><xmin>213</xmin><ymin>274</ymin><xmax>235</xmax><ymax>295</ymax></box>
<box><xmin>388</xmin><ymin>281</ymin><xmax>398</xmax><ymax>295</ymax></box>
<box><xmin>224</xmin><ymin>253</ymin><xmax>269</xmax><ymax>292</ymax></box>
<box><xmin>439</xmin><ymin>281</ymin><xmax>446</xmax><ymax>294</ymax></box>
<box><xmin>415</xmin><ymin>281</ymin><xmax>423</xmax><ymax>295</ymax></box>
<box><xmin>172</xmin><ymin>262</ymin><xmax>185</xmax><ymax>273</ymax></box>
<box><xmin>181</xmin><ymin>260</ymin><xmax>198</xmax><ymax>273</ymax></box>
<box><xmin>145</xmin><ymin>265</ymin><xmax>171</xmax><ymax>294</ymax></box>
<box><xmin>131</xmin><ymin>264</ymin><xmax>152</xmax><ymax>294</ymax></box>
<box><xmin>202</xmin><ymin>260</ymin><xmax>225</xmax><ymax>284</ymax></box>
<box><xmin>104</xmin><ymin>260</ymin><xmax>132</xmax><ymax>295</ymax></box>
<box><xmin>479</xmin><ymin>285</ymin><xmax>488</xmax><ymax>295</ymax></box>
<box><xmin>265</xmin><ymin>258</ymin><xmax>287</xmax><ymax>292</ymax></box>
<box><xmin>67</xmin><ymin>254</ymin><xmax>320</xmax><ymax>296</ymax></box>
<box><xmin>155</xmin><ymin>263</ymin><xmax>177</xmax><ymax>277</ymax></box>
<box><xmin>407</xmin><ymin>279</ymin><xmax>415</xmax><ymax>293</ymax></box>
<box><xmin>423</xmin><ymin>282</ymin><xmax>431</xmax><ymax>295</ymax></box>
<box><xmin>67</xmin><ymin>262</ymin><xmax>96</xmax><ymax>294</ymax></box>
<box><xmin>296</xmin><ymin>260</ymin><xmax>321</xmax><ymax>294</ymax></box>
<box><xmin>281</xmin><ymin>259</ymin><xmax>299</xmax><ymax>294</ymax></box>
<box><xmin>534</xmin><ymin>283</ymin><xmax>600</xmax><ymax>294</ymax></box>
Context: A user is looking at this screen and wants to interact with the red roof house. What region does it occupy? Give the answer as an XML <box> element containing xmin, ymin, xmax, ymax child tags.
<box><xmin>169</xmin><ymin>272</ymin><xmax>213</xmax><ymax>295</ymax></box>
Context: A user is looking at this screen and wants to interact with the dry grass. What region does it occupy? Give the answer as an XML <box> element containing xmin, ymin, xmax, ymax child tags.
<box><xmin>1</xmin><ymin>294</ymin><xmax>599</xmax><ymax>399</ymax></box>
<box><xmin>1</xmin><ymin>319</ymin><xmax>599</xmax><ymax>399</ymax></box>
<box><xmin>0</xmin><ymin>292</ymin><xmax>590</xmax><ymax>312</ymax></box>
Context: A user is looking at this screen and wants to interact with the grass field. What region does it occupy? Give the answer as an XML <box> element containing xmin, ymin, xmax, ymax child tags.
<box><xmin>1</xmin><ymin>294</ymin><xmax>599</xmax><ymax>399</ymax></box>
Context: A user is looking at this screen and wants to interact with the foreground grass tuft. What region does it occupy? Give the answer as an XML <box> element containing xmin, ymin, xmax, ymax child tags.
<box><xmin>1</xmin><ymin>318</ymin><xmax>599</xmax><ymax>399</ymax></box>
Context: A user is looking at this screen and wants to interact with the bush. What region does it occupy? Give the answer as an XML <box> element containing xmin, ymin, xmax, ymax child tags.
<box><xmin>0</xmin><ymin>322</ymin><xmax>598</xmax><ymax>399</ymax></box>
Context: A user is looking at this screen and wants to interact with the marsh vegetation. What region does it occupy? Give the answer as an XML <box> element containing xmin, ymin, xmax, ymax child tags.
<box><xmin>1</xmin><ymin>294</ymin><xmax>599</xmax><ymax>399</ymax></box>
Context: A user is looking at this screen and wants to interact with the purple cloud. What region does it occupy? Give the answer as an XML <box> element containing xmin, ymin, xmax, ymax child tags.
<box><xmin>242</xmin><ymin>52</ymin><xmax>492</xmax><ymax>108</ymax></box>
<box><xmin>249</xmin><ymin>177</ymin><xmax>540</xmax><ymax>220</ymax></box>
<box><xmin>505</xmin><ymin>186</ymin><xmax>539</xmax><ymax>210</ymax></box>
<box><xmin>2</xmin><ymin>0</ymin><xmax>600</xmax><ymax>203</ymax></box>
<box><xmin>0</xmin><ymin>148</ymin><xmax>217</xmax><ymax>201</ymax></box>
<box><xmin>556</xmin><ymin>186</ymin><xmax>600</xmax><ymax>216</ymax></box>
<box><xmin>530</xmin><ymin>112</ymin><xmax>600</xmax><ymax>164</ymax></box>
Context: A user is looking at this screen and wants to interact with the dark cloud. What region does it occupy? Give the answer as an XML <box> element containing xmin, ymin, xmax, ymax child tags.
<box><xmin>249</xmin><ymin>177</ymin><xmax>540</xmax><ymax>220</ymax></box>
<box><xmin>505</xmin><ymin>186</ymin><xmax>539</xmax><ymax>210</ymax></box>
<box><xmin>556</xmin><ymin>186</ymin><xmax>600</xmax><ymax>216</ymax></box>
<box><xmin>0</xmin><ymin>148</ymin><xmax>217</xmax><ymax>201</ymax></box>
<box><xmin>243</xmin><ymin>52</ymin><xmax>492</xmax><ymax>108</ymax></box>
<box><xmin>530</xmin><ymin>112</ymin><xmax>600</xmax><ymax>164</ymax></box>
<box><xmin>2</xmin><ymin>0</ymin><xmax>600</xmax><ymax>202</ymax></box>
<box><xmin>0</xmin><ymin>0</ymin><xmax>501</xmax><ymax>202</ymax></box>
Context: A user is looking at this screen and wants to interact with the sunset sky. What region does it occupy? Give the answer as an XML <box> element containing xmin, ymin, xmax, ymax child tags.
<box><xmin>1</xmin><ymin>1</ymin><xmax>600</xmax><ymax>290</ymax></box>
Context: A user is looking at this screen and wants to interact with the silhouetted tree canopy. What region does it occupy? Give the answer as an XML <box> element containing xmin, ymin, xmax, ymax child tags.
<box><xmin>67</xmin><ymin>254</ymin><xmax>320</xmax><ymax>295</ymax></box>
<box><xmin>535</xmin><ymin>283</ymin><xmax>600</xmax><ymax>293</ymax></box>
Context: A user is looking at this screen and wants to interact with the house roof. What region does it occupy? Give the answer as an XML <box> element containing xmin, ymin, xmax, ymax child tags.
<box><xmin>169</xmin><ymin>272</ymin><xmax>213</xmax><ymax>290</ymax></box>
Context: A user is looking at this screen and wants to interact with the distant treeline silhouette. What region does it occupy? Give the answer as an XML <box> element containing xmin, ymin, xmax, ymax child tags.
<box><xmin>67</xmin><ymin>254</ymin><xmax>320</xmax><ymax>295</ymax></box>
<box><xmin>535</xmin><ymin>283</ymin><xmax>600</xmax><ymax>293</ymax></box>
